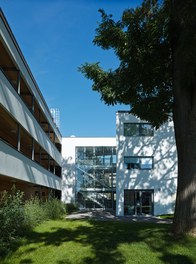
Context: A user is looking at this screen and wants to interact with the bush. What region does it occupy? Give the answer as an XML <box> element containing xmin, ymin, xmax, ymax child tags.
<box><xmin>0</xmin><ymin>186</ymin><xmax>25</xmax><ymax>243</ymax></box>
<box><xmin>23</xmin><ymin>197</ymin><xmax>46</xmax><ymax>230</ymax></box>
<box><xmin>0</xmin><ymin>186</ymin><xmax>66</xmax><ymax>256</ymax></box>
<box><xmin>23</xmin><ymin>197</ymin><xmax>66</xmax><ymax>229</ymax></box>
<box><xmin>43</xmin><ymin>198</ymin><xmax>66</xmax><ymax>220</ymax></box>
<box><xmin>65</xmin><ymin>203</ymin><xmax>78</xmax><ymax>214</ymax></box>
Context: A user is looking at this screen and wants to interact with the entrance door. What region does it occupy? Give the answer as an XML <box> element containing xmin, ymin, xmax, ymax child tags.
<box><xmin>124</xmin><ymin>190</ymin><xmax>154</xmax><ymax>215</ymax></box>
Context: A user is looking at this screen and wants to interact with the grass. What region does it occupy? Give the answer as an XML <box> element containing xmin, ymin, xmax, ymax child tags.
<box><xmin>0</xmin><ymin>219</ymin><xmax>195</xmax><ymax>264</ymax></box>
<box><xmin>158</xmin><ymin>214</ymin><xmax>174</xmax><ymax>219</ymax></box>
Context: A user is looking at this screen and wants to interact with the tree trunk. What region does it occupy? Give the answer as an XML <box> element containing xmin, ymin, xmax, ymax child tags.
<box><xmin>172</xmin><ymin>0</ymin><xmax>196</xmax><ymax>236</ymax></box>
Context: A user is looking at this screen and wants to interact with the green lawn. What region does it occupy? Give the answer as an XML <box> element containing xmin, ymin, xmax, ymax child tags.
<box><xmin>159</xmin><ymin>214</ymin><xmax>174</xmax><ymax>219</ymax></box>
<box><xmin>0</xmin><ymin>219</ymin><xmax>195</xmax><ymax>264</ymax></box>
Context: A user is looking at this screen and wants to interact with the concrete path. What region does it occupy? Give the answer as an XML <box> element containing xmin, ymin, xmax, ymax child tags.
<box><xmin>65</xmin><ymin>209</ymin><xmax>172</xmax><ymax>224</ymax></box>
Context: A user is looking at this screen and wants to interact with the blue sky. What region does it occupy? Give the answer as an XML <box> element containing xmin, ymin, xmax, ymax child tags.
<box><xmin>1</xmin><ymin>0</ymin><xmax>141</xmax><ymax>137</ymax></box>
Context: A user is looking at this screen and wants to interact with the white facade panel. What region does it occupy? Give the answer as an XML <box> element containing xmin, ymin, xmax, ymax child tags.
<box><xmin>0</xmin><ymin>141</ymin><xmax>61</xmax><ymax>190</ymax></box>
<box><xmin>0</xmin><ymin>71</ymin><xmax>62</xmax><ymax>166</ymax></box>
<box><xmin>116</xmin><ymin>112</ymin><xmax>177</xmax><ymax>216</ymax></box>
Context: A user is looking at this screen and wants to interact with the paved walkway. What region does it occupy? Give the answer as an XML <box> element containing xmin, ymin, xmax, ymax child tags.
<box><xmin>65</xmin><ymin>209</ymin><xmax>172</xmax><ymax>224</ymax></box>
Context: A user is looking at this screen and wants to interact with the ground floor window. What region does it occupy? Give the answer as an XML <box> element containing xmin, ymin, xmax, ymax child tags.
<box><xmin>124</xmin><ymin>189</ymin><xmax>154</xmax><ymax>215</ymax></box>
<box><xmin>76</xmin><ymin>191</ymin><xmax>116</xmax><ymax>210</ymax></box>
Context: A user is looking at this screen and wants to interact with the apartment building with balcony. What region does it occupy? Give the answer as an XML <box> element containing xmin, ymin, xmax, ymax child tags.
<box><xmin>116</xmin><ymin>111</ymin><xmax>177</xmax><ymax>216</ymax></box>
<box><xmin>0</xmin><ymin>9</ymin><xmax>62</xmax><ymax>199</ymax></box>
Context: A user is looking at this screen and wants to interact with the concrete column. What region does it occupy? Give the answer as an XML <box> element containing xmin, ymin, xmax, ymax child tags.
<box><xmin>32</xmin><ymin>95</ymin><xmax>34</xmax><ymax>113</ymax></box>
<box><xmin>17</xmin><ymin>125</ymin><xmax>20</xmax><ymax>151</ymax></box>
<box><xmin>32</xmin><ymin>138</ymin><xmax>34</xmax><ymax>160</ymax></box>
<box><xmin>17</xmin><ymin>70</ymin><xmax>21</xmax><ymax>95</ymax></box>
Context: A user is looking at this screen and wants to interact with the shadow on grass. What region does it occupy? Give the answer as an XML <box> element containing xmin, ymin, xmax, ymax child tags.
<box><xmin>1</xmin><ymin>220</ymin><xmax>195</xmax><ymax>264</ymax></box>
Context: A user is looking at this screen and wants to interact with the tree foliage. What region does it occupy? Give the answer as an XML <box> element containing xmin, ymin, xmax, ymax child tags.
<box><xmin>79</xmin><ymin>0</ymin><xmax>173</xmax><ymax>128</ymax></box>
<box><xmin>79</xmin><ymin>0</ymin><xmax>196</xmax><ymax>236</ymax></box>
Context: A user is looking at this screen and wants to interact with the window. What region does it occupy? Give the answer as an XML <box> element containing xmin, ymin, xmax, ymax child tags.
<box><xmin>124</xmin><ymin>190</ymin><xmax>154</xmax><ymax>215</ymax></box>
<box><xmin>76</xmin><ymin>146</ymin><xmax>116</xmax><ymax>166</ymax></box>
<box><xmin>124</xmin><ymin>156</ymin><xmax>153</xmax><ymax>170</ymax></box>
<box><xmin>124</xmin><ymin>123</ymin><xmax>154</xmax><ymax>137</ymax></box>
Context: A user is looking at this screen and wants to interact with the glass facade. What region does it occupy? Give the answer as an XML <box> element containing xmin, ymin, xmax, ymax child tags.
<box><xmin>75</xmin><ymin>146</ymin><xmax>116</xmax><ymax>209</ymax></box>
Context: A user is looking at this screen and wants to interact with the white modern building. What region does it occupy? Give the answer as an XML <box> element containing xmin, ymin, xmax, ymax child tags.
<box><xmin>62</xmin><ymin>137</ymin><xmax>116</xmax><ymax>209</ymax></box>
<box><xmin>0</xmin><ymin>9</ymin><xmax>62</xmax><ymax>199</ymax></box>
<box><xmin>116</xmin><ymin>111</ymin><xmax>177</xmax><ymax>216</ymax></box>
<box><xmin>62</xmin><ymin>112</ymin><xmax>177</xmax><ymax>216</ymax></box>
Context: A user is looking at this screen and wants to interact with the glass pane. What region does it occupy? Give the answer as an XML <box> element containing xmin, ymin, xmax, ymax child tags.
<box><xmin>95</xmin><ymin>147</ymin><xmax>103</xmax><ymax>156</ymax></box>
<box><xmin>112</xmin><ymin>155</ymin><xmax>116</xmax><ymax>164</ymax></box>
<box><xmin>141</xmin><ymin>191</ymin><xmax>153</xmax><ymax>214</ymax></box>
<box><xmin>124</xmin><ymin>156</ymin><xmax>153</xmax><ymax>170</ymax></box>
<box><xmin>141</xmin><ymin>191</ymin><xmax>151</xmax><ymax>206</ymax></box>
<box><xmin>124</xmin><ymin>190</ymin><xmax>135</xmax><ymax>215</ymax></box>
<box><xmin>85</xmin><ymin>147</ymin><xmax>94</xmax><ymax>158</ymax></box>
<box><xmin>124</xmin><ymin>157</ymin><xmax>139</xmax><ymax>164</ymax></box>
<box><xmin>94</xmin><ymin>155</ymin><xmax>103</xmax><ymax>165</ymax></box>
<box><xmin>140</xmin><ymin>157</ymin><xmax>153</xmax><ymax>169</ymax></box>
<box><xmin>103</xmin><ymin>147</ymin><xmax>113</xmax><ymax>156</ymax></box>
<box><xmin>124</xmin><ymin>123</ymin><xmax>140</xmax><ymax>136</ymax></box>
<box><xmin>104</xmin><ymin>155</ymin><xmax>112</xmax><ymax>166</ymax></box>
<box><xmin>140</xmin><ymin>124</ymin><xmax>154</xmax><ymax>136</ymax></box>
<box><xmin>112</xmin><ymin>147</ymin><xmax>116</xmax><ymax>155</ymax></box>
<box><xmin>76</xmin><ymin>147</ymin><xmax>85</xmax><ymax>162</ymax></box>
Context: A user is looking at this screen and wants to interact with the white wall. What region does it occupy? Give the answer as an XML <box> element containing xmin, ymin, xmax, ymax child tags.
<box><xmin>116</xmin><ymin>112</ymin><xmax>177</xmax><ymax>216</ymax></box>
<box><xmin>61</xmin><ymin>137</ymin><xmax>116</xmax><ymax>204</ymax></box>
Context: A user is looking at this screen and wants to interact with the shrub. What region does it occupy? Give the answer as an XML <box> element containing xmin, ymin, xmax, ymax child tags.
<box><xmin>0</xmin><ymin>186</ymin><xmax>25</xmax><ymax>242</ymax></box>
<box><xmin>23</xmin><ymin>197</ymin><xmax>46</xmax><ymax>230</ymax></box>
<box><xmin>43</xmin><ymin>198</ymin><xmax>65</xmax><ymax>220</ymax></box>
<box><xmin>65</xmin><ymin>203</ymin><xmax>78</xmax><ymax>214</ymax></box>
<box><xmin>23</xmin><ymin>197</ymin><xmax>66</xmax><ymax>229</ymax></box>
<box><xmin>0</xmin><ymin>186</ymin><xmax>67</xmax><ymax>257</ymax></box>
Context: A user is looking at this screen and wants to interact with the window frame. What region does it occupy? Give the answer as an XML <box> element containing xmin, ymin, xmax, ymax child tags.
<box><xmin>124</xmin><ymin>122</ymin><xmax>154</xmax><ymax>137</ymax></box>
<box><xmin>124</xmin><ymin>156</ymin><xmax>154</xmax><ymax>170</ymax></box>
